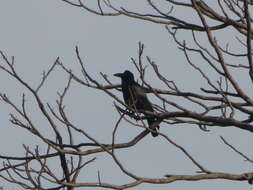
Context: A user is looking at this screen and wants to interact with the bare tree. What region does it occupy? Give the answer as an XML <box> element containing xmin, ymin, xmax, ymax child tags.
<box><xmin>1</xmin><ymin>0</ymin><xmax>253</xmax><ymax>189</ymax></box>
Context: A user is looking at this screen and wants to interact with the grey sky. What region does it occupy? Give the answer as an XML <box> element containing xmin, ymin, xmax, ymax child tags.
<box><xmin>0</xmin><ymin>0</ymin><xmax>252</xmax><ymax>189</ymax></box>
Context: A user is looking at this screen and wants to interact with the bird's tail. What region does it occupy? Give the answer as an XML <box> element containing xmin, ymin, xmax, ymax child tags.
<box><xmin>147</xmin><ymin>117</ymin><xmax>160</xmax><ymax>137</ymax></box>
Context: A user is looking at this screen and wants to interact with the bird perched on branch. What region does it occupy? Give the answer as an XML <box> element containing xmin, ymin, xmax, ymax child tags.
<box><xmin>114</xmin><ymin>70</ymin><xmax>159</xmax><ymax>137</ymax></box>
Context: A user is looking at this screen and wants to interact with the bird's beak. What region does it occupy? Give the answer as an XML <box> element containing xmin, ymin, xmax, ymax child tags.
<box><xmin>114</xmin><ymin>73</ymin><xmax>123</xmax><ymax>77</ymax></box>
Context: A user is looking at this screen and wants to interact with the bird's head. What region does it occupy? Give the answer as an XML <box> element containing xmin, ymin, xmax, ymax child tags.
<box><xmin>114</xmin><ymin>70</ymin><xmax>135</xmax><ymax>82</ymax></box>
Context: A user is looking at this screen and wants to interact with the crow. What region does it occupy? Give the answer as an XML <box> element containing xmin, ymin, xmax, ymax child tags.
<box><xmin>114</xmin><ymin>70</ymin><xmax>159</xmax><ymax>137</ymax></box>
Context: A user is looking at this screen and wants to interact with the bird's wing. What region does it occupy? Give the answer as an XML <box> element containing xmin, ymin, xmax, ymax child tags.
<box><xmin>133</xmin><ymin>84</ymin><xmax>154</xmax><ymax>111</ymax></box>
<box><xmin>133</xmin><ymin>84</ymin><xmax>147</xmax><ymax>98</ymax></box>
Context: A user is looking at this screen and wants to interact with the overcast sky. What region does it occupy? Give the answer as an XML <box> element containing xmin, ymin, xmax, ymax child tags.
<box><xmin>0</xmin><ymin>1</ymin><xmax>252</xmax><ymax>189</ymax></box>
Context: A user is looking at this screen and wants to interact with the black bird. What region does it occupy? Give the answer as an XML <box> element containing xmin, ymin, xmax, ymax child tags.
<box><xmin>114</xmin><ymin>70</ymin><xmax>159</xmax><ymax>137</ymax></box>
